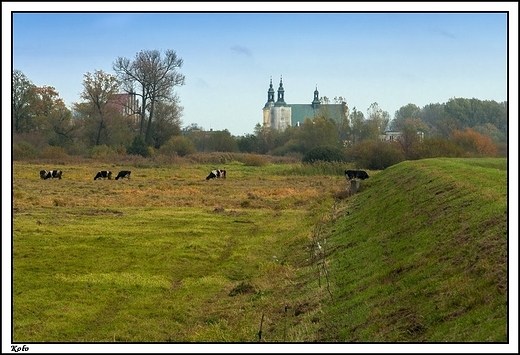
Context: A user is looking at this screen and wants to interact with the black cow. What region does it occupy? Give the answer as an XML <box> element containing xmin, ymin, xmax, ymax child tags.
<box><xmin>94</xmin><ymin>171</ymin><xmax>112</xmax><ymax>180</ymax></box>
<box><xmin>40</xmin><ymin>169</ymin><xmax>62</xmax><ymax>180</ymax></box>
<box><xmin>115</xmin><ymin>170</ymin><xmax>131</xmax><ymax>180</ymax></box>
<box><xmin>345</xmin><ymin>169</ymin><xmax>369</xmax><ymax>180</ymax></box>
<box><xmin>206</xmin><ymin>169</ymin><xmax>226</xmax><ymax>180</ymax></box>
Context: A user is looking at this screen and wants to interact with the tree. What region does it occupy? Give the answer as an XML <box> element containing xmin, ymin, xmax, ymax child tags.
<box><xmin>297</xmin><ymin>116</ymin><xmax>341</xmax><ymax>154</ymax></box>
<box><xmin>12</xmin><ymin>70</ymin><xmax>37</xmax><ymax>133</ymax></box>
<box><xmin>73</xmin><ymin>70</ymin><xmax>129</xmax><ymax>147</ymax></box>
<box><xmin>420</xmin><ymin>103</ymin><xmax>445</xmax><ymax>137</ymax></box>
<box><xmin>451</xmin><ymin>127</ymin><xmax>497</xmax><ymax>157</ymax></box>
<box><xmin>113</xmin><ymin>49</ymin><xmax>185</xmax><ymax>146</ymax></box>
<box><xmin>398</xmin><ymin>118</ymin><xmax>429</xmax><ymax>159</ymax></box>
<box><xmin>366</xmin><ymin>102</ymin><xmax>390</xmax><ymax>137</ymax></box>
<box><xmin>349</xmin><ymin>107</ymin><xmax>365</xmax><ymax>145</ymax></box>
<box><xmin>149</xmin><ymin>98</ymin><xmax>183</xmax><ymax>149</ymax></box>
<box><xmin>392</xmin><ymin>103</ymin><xmax>421</xmax><ymax>131</ymax></box>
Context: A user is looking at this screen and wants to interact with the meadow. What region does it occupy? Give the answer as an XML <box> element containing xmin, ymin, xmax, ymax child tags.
<box><xmin>11</xmin><ymin>157</ymin><xmax>508</xmax><ymax>344</ymax></box>
<box><xmin>12</xmin><ymin>160</ymin><xmax>349</xmax><ymax>343</ymax></box>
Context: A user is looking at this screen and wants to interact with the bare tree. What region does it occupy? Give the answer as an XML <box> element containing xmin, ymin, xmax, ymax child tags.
<box><xmin>113</xmin><ymin>49</ymin><xmax>185</xmax><ymax>146</ymax></box>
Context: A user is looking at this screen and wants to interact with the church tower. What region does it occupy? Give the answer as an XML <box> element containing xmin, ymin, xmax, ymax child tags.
<box><xmin>270</xmin><ymin>76</ymin><xmax>291</xmax><ymax>130</ymax></box>
<box><xmin>262</xmin><ymin>77</ymin><xmax>275</xmax><ymax>127</ymax></box>
<box><xmin>312</xmin><ymin>85</ymin><xmax>320</xmax><ymax>109</ymax></box>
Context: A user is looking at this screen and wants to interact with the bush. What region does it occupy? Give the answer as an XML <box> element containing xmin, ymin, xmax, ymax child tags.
<box><xmin>89</xmin><ymin>145</ymin><xmax>116</xmax><ymax>159</ymax></box>
<box><xmin>349</xmin><ymin>141</ymin><xmax>405</xmax><ymax>170</ymax></box>
<box><xmin>158</xmin><ymin>136</ymin><xmax>196</xmax><ymax>157</ymax></box>
<box><xmin>40</xmin><ymin>146</ymin><xmax>68</xmax><ymax>159</ymax></box>
<box><xmin>302</xmin><ymin>146</ymin><xmax>346</xmax><ymax>164</ymax></box>
<box><xmin>13</xmin><ymin>141</ymin><xmax>37</xmax><ymax>160</ymax></box>
<box><xmin>127</xmin><ymin>136</ymin><xmax>150</xmax><ymax>157</ymax></box>
<box><xmin>240</xmin><ymin>154</ymin><xmax>268</xmax><ymax>166</ymax></box>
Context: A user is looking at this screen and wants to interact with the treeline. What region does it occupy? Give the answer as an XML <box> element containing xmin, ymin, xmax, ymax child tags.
<box><xmin>13</xmin><ymin>65</ymin><xmax>507</xmax><ymax>170</ymax></box>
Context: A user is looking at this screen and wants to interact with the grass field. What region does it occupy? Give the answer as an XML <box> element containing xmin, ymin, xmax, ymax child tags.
<box><xmin>12</xmin><ymin>161</ymin><xmax>348</xmax><ymax>343</ymax></box>
<box><xmin>10</xmin><ymin>157</ymin><xmax>509</xmax><ymax>345</ymax></box>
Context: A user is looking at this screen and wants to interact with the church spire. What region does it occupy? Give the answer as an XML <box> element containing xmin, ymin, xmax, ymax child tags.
<box><xmin>263</xmin><ymin>77</ymin><xmax>276</xmax><ymax>109</ymax></box>
<box><xmin>267</xmin><ymin>77</ymin><xmax>275</xmax><ymax>103</ymax></box>
<box><xmin>312</xmin><ymin>84</ymin><xmax>320</xmax><ymax>108</ymax></box>
<box><xmin>275</xmin><ymin>75</ymin><xmax>286</xmax><ymax>106</ymax></box>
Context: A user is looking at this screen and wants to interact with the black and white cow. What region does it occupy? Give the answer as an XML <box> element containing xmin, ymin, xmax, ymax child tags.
<box><xmin>345</xmin><ymin>169</ymin><xmax>369</xmax><ymax>180</ymax></box>
<box><xmin>115</xmin><ymin>170</ymin><xmax>131</xmax><ymax>180</ymax></box>
<box><xmin>39</xmin><ymin>169</ymin><xmax>63</xmax><ymax>180</ymax></box>
<box><xmin>94</xmin><ymin>170</ymin><xmax>112</xmax><ymax>180</ymax></box>
<box><xmin>206</xmin><ymin>169</ymin><xmax>226</xmax><ymax>180</ymax></box>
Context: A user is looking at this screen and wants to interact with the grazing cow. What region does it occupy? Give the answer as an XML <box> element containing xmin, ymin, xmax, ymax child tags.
<box><xmin>206</xmin><ymin>169</ymin><xmax>227</xmax><ymax>180</ymax></box>
<box><xmin>40</xmin><ymin>169</ymin><xmax>63</xmax><ymax>180</ymax></box>
<box><xmin>345</xmin><ymin>169</ymin><xmax>369</xmax><ymax>180</ymax></box>
<box><xmin>115</xmin><ymin>170</ymin><xmax>131</xmax><ymax>180</ymax></box>
<box><xmin>94</xmin><ymin>170</ymin><xmax>112</xmax><ymax>180</ymax></box>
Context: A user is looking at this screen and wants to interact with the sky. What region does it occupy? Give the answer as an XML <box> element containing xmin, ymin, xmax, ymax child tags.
<box><xmin>5</xmin><ymin>2</ymin><xmax>517</xmax><ymax>138</ymax></box>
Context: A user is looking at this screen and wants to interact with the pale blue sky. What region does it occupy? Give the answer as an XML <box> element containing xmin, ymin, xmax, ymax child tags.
<box><xmin>6</xmin><ymin>3</ymin><xmax>515</xmax><ymax>138</ymax></box>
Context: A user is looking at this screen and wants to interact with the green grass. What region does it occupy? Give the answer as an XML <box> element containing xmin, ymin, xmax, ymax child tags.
<box><xmin>11</xmin><ymin>158</ymin><xmax>508</xmax><ymax>343</ymax></box>
<box><xmin>319</xmin><ymin>158</ymin><xmax>507</xmax><ymax>342</ymax></box>
<box><xmin>13</xmin><ymin>161</ymin><xmax>343</xmax><ymax>343</ymax></box>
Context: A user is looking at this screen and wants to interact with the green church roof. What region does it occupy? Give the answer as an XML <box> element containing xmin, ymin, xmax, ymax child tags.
<box><xmin>289</xmin><ymin>103</ymin><xmax>346</xmax><ymax>126</ymax></box>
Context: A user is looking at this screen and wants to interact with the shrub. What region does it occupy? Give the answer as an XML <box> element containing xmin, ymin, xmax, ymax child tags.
<box><xmin>13</xmin><ymin>141</ymin><xmax>37</xmax><ymax>160</ymax></box>
<box><xmin>240</xmin><ymin>154</ymin><xmax>268</xmax><ymax>166</ymax></box>
<box><xmin>89</xmin><ymin>145</ymin><xmax>115</xmax><ymax>159</ymax></box>
<box><xmin>302</xmin><ymin>146</ymin><xmax>346</xmax><ymax>164</ymax></box>
<box><xmin>158</xmin><ymin>136</ymin><xmax>196</xmax><ymax>157</ymax></box>
<box><xmin>349</xmin><ymin>141</ymin><xmax>405</xmax><ymax>170</ymax></box>
<box><xmin>40</xmin><ymin>146</ymin><xmax>68</xmax><ymax>160</ymax></box>
<box><xmin>127</xmin><ymin>136</ymin><xmax>150</xmax><ymax>157</ymax></box>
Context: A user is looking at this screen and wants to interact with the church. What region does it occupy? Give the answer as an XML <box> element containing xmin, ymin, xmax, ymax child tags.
<box><xmin>262</xmin><ymin>77</ymin><xmax>348</xmax><ymax>130</ymax></box>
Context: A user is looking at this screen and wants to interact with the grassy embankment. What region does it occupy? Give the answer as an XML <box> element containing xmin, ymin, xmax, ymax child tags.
<box><xmin>318</xmin><ymin>157</ymin><xmax>508</xmax><ymax>342</ymax></box>
<box><xmin>11</xmin><ymin>158</ymin><xmax>508</xmax><ymax>342</ymax></box>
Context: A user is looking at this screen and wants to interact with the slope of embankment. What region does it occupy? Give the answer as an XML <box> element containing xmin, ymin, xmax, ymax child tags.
<box><xmin>321</xmin><ymin>158</ymin><xmax>508</xmax><ymax>342</ymax></box>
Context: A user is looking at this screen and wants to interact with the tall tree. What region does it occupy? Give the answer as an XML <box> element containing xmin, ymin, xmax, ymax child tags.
<box><xmin>366</xmin><ymin>102</ymin><xmax>390</xmax><ymax>135</ymax></box>
<box><xmin>113</xmin><ymin>49</ymin><xmax>185</xmax><ymax>146</ymax></box>
<box><xmin>150</xmin><ymin>98</ymin><xmax>183</xmax><ymax>148</ymax></box>
<box><xmin>73</xmin><ymin>70</ymin><xmax>124</xmax><ymax>147</ymax></box>
<box><xmin>392</xmin><ymin>103</ymin><xmax>421</xmax><ymax>130</ymax></box>
<box><xmin>12</xmin><ymin>70</ymin><xmax>37</xmax><ymax>133</ymax></box>
<box><xmin>349</xmin><ymin>107</ymin><xmax>365</xmax><ymax>145</ymax></box>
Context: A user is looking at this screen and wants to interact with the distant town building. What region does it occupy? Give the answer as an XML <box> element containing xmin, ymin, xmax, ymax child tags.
<box><xmin>380</xmin><ymin>130</ymin><xmax>425</xmax><ymax>142</ymax></box>
<box><xmin>379</xmin><ymin>130</ymin><xmax>403</xmax><ymax>142</ymax></box>
<box><xmin>262</xmin><ymin>77</ymin><xmax>348</xmax><ymax>130</ymax></box>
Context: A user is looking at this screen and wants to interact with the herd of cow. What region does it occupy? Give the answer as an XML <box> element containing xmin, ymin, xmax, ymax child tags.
<box><xmin>39</xmin><ymin>168</ymin><xmax>368</xmax><ymax>181</ymax></box>
<box><xmin>38</xmin><ymin>168</ymin><xmax>230</xmax><ymax>181</ymax></box>
<box><xmin>39</xmin><ymin>169</ymin><xmax>132</xmax><ymax>180</ymax></box>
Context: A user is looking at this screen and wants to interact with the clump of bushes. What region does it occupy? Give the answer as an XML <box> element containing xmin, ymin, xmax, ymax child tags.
<box><xmin>240</xmin><ymin>154</ymin><xmax>268</xmax><ymax>166</ymax></box>
<box><xmin>41</xmin><ymin>146</ymin><xmax>68</xmax><ymax>159</ymax></box>
<box><xmin>302</xmin><ymin>146</ymin><xmax>347</xmax><ymax>164</ymax></box>
<box><xmin>13</xmin><ymin>141</ymin><xmax>38</xmax><ymax>160</ymax></box>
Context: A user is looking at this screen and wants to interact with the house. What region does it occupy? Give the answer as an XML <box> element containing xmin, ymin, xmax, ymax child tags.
<box><xmin>380</xmin><ymin>130</ymin><xmax>403</xmax><ymax>142</ymax></box>
<box><xmin>380</xmin><ymin>130</ymin><xmax>425</xmax><ymax>142</ymax></box>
